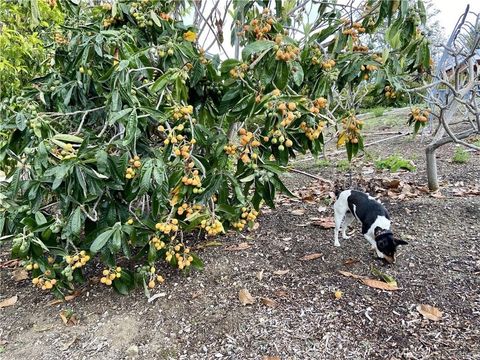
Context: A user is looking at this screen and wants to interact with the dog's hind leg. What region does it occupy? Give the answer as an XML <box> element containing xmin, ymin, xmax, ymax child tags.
<box><xmin>333</xmin><ymin>209</ymin><xmax>343</xmax><ymax>247</ymax></box>
<box><xmin>341</xmin><ymin>212</ymin><xmax>354</xmax><ymax>239</ymax></box>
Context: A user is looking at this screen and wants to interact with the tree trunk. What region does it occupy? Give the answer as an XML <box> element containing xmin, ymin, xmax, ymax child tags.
<box><xmin>425</xmin><ymin>145</ymin><xmax>439</xmax><ymax>191</ymax></box>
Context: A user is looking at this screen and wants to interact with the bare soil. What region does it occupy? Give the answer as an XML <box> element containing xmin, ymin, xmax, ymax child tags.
<box><xmin>1</xmin><ymin>117</ymin><xmax>480</xmax><ymax>360</ymax></box>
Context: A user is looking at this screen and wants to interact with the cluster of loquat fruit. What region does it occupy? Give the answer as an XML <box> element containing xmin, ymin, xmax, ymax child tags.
<box><xmin>409</xmin><ymin>108</ymin><xmax>429</xmax><ymax>123</ymax></box>
<box><xmin>321</xmin><ymin>59</ymin><xmax>336</xmax><ymax>70</ymax></box>
<box><xmin>340</xmin><ymin>114</ymin><xmax>364</xmax><ymax>144</ymax></box>
<box><xmin>129</xmin><ymin>0</ymin><xmax>155</xmax><ymax>28</ymax></box>
<box><xmin>65</xmin><ymin>250</ymin><xmax>91</xmax><ymax>270</ymax></box>
<box><xmin>223</xmin><ymin>144</ymin><xmax>237</xmax><ymax>155</ymax></box>
<box><xmin>238</xmin><ymin>128</ymin><xmax>261</xmax><ymax>147</ymax></box>
<box><xmin>165</xmin><ymin>244</ymin><xmax>194</xmax><ymax>270</ymax></box>
<box><xmin>309</xmin><ymin>97</ymin><xmax>328</xmax><ymax>114</ymax></box>
<box><xmin>384</xmin><ymin>85</ymin><xmax>397</xmax><ymax>100</ymax></box>
<box><xmin>275</xmin><ymin>44</ymin><xmax>300</xmax><ymax>62</ymax></box>
<box><xmin>150</xmin><ymin>236</ymin><xmax>166</xmax><ymax>251</ymax></box>
<box><xmin>51</xmin><ymin>142</ymin><xmax>76</xmax><ymax>161</ymax></box>
<box><xmin>125</xmin><ymin>156</ymin><xmax>141</xmax><ymax>179</ymax></box>
<box><xmin>245</xmin><ymin>8</ymin><xmax>275</xmax><ymax>40</ymax></box>
<box><xmin>264</xmin><ymin>130</ymin><xmax>293</xmax><ymax>151</ymax></box>
<box><xmin>100</xmin><ymin>266</ymin><xmax>122</xmax><ymax>286</ymax></box>
<box><xmin>54</xmin><ymin>32</ymin><xmax>68</xmax><ymax>45</ymax></box>
<box><xmin>177</xmin><ymin>202</ymin><xmax>203</xmax><ymax>216</ymax></box>
<box><xmin>200</xmin><ymin>218</ymin><xmax>224</xmax><ymax>236</ymax></box>
<box><xmin>173</xmin><ymin>144</ymin><xmax>192</xmax><ymax>159</ymax></box>
<box><xmin>32</xmin><ymin>276</ymin><xmax>57</xmax><ymax>290</ymax></box>
<box><xmin>173</xmin><ymin>105</ymin><xmax>193</xmax><ymax>120</ymax></box>
<box><xmin>181</xmin><ymin>169</ymin><xmax>202</xmax><ymax>191</ymax></box>
<box><xmin>342</xmin><ymin>21</ymin><xmax>366</xmax><ymax>38</ymax></box>
<box><xmin>353</xmin><ymin>44</ymin><xmax>369</xmax><ymax>52</ymax></box>
<box><xmin>145</xmin><ymin>265</ymin><xmax>165</xmax><ymax>288</ymax></box>
<box><xmin>300</xmin><ymin>121</ymin><xmax>325</xmax><ymax>141</ymax></box>
<box><xmin>360</xmin><ymin>64</ymin><xmax>378</xmax><ymax>80</ymax></box>
<box><xmin>229</xmin><ymin>63</ymin><xmax>249</xmax><ymax>79</ymax></box>
<box><xmin>276</xmin><ymin>102</ymin><xmax>298</xmax><ymax>127</ymax></box>
<box><xmin>155</xmin><ymin>218</ymin><xmax>180</xmax><ymax>235</ymax></box>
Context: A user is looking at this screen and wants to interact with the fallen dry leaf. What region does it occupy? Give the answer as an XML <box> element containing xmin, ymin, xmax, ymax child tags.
<box><xmin>191</xmin><ymin>290</ymin><xmax>203</xmax><ymax>299</ymax></box>
<box><xmin>239</xmin><ymin>288</ymin><xmax>255</xmax><ymax>306</ymax></box>
<box><xmin>247</xmin><ymin>222</ymin><xmax>260</xmax><ymax>232</ymax></box>
<box><xmin>11</xmin><ymin>268</ymin><xmax>29</xmax><ymax>281</ymax></box>
<box><xmin>59</xmin><ymin>310</ymin><xmax>78</xmax><ymax>326</ymax></box>
<box><xmin>263</xmin><ymin>356</ymin><xmax>281</xmax><ymax>360</ymax></box>
<box><xmin>273</xmin><ymin>269</ymin><xmax>289</xmax><ymax>275</ymax></box>
<box><xmin>225</xmin><ymin>242</ymin><xmax>251</xmax><ymax>251</ymax></box>
<box><xmin>261</xmin><ymin>297</ymin><xmax>278</xmax><ymax>308</ymax></box>
<box><xmin>61</xmin><ymin>336</ymin><xmax>77</xmax><ymax>351</ymax></box>
<box><xmin>317</xmin><ymin>205</ymin><xmax>327</xmax><ymax>213</ymax></box>
<box><xmin>311</xmin><ymin>217</ymin><xmax>335</xmax><ymax>229</ymax></box>
<box><xmin>256</xmin><ymin>269</ymin><xmax>264</xmax><ymax>281</ymax></box>
<box><xmin>274</xmin><ymin>289</ymin><xmax>288</xmax><ymax>298</ymax></box>
<box><xmin>290</xmin><ymin>209</ymin><xmax>306</xmax><ymax>216</ymax></box>
<box><xmin>417</xmin><ymin>304</ymin><xmax>443</xmax><ymax>321</ymax></box>
<box><xmin>337</xmin><ymin>270</ymin><xmax>366</xmax><ymax>279</ymax></box>
<box><xmin>430</xmin><ymin>191</ymin><xmax>445</xmax><ymax>199</ymax></box>
<box><xmin>343</xmin><ymin>258</ymin><xmax>359</xmax><ymax>266</ymax></box>
<box><xmin>300</xmin><ymin>253</ymin><xmax>322</xmax><ymax>261</ymax></box>
<box><xmin>0</xmin><ymin>295</ymin><xmax>18</xmax><ymax>308</ymax></box>
<box><xmin>361</xmin><ymin>278</ymin><xmax>399</xmax><ymax>291</ymax></box>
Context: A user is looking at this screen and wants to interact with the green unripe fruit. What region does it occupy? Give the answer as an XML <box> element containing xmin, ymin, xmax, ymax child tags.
<box><xmin>271</xmin><ymin>138</ymin><xmax>278</xmax><ymax>144</ymax></box>
<box><xmin>278</xmin><ymin>145</ymin><xmax>285</xmax><ymax>151</ymax></box>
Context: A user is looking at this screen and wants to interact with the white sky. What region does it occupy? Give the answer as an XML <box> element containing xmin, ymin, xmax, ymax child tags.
<box><xmin>434</xmin><ymin>0</ymin><xmax>479</xmax><ymax>35</ymax></box>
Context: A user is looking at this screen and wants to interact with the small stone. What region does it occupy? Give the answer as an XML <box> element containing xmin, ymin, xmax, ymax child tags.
<box><xmin>126</xmin><ymin>344</ymin><xmax>139</xmax><ymax>358</ymax></box>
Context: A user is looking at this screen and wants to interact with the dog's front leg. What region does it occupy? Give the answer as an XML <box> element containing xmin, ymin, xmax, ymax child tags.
<box><xmin>364</xmin><ymin>234</ymin><xmax>384</xmax><ymax>258</ymax></box>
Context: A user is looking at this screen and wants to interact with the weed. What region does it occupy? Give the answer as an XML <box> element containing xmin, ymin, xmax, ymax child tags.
<box><xmin>336</xmin><ymin>159</ymin><xmax>351</xmax><ymax>171</ymax></box>
<box><xmin>452</xmin><ymin>147</ymin><xmax>470</xmax><ymax>164</ymax></box>
<box><xmin>315</xmin><ymin>158</ymin><xmax>331</xmax><ymax>167</ymax></box>
<box><xmin>374</xmin><ymin>155</ymin><xmax>416</xmax><ymax>172</ymax></box>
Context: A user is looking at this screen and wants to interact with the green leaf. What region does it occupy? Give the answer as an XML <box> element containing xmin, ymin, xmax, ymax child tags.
<box><xmin>90</xmin><ymin>229</ymin><xmax>114</xmax><ymax>253</ymax></box>
<box><xmin>70</xmin><ymin>207</ymin><xmax>82</xmax><ymax>236</ymax></box>
<box><xmin>242</xmin><ymin>40</ymin><xmax>274</xmax><ymax>60</ymax></box>
<box><xmin>123</xmin><ymin>110</ymin><xmax>138</xmax><ymax>145</ymax></box>
<box><xmin>108</xmin><ymin>108</ymin><xmax>133</xmax><ymax>125</ymax></box>
<box><xmin>291</xmin><ymin>62</ymin><xmax>304</xmax><ymax>86</ymax></box>
<box><xmin>34</xmin><ymin>212</ymin><xmax>47</xmax><ymax>226</ymax></box>
<box><xmin>273</xmin><ymin>61</ymin><xmax>289</xmax><ymax>90</ymax></box>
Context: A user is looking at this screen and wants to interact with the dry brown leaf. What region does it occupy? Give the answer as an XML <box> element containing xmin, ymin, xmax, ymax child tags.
<box><xmin>225</xmin><ymin>242</ymin><xmax>251</xmax><ymax>251</ymax></box>
<box><xmin>247</xmin><ymin>222</ymin><xmax>260</xmax><ymax>232</ymax></box>
<box><xmin>311</xmin><ymin>217</ymin><xmax>335</xmax><ymax>229</ymax></box>
<box><xmin>191</xmin><ymin>290</ymin><xmax>203</xmax><ymax>299</ymax></box>
<box><xmin>194</xmin><ymin>241</ymin><xmax>223</xmax><ymax>250</ymax></box>
<box><xmin>273</xmin><ymin>269</ymin><xmax>289</xmax><ymax>275</ymax></box>
<box><xmin>261</xmin><ymin>297</ymin><xmax>278</xmax><ymax>308</ymax></box>
<box><xmin>290</xmin><ymin>209</ymin><xmax>306</xmax><ymax>216</ymax></box>
<box><xmin>59</xmin><ymin>310</ymin><xmax>78</xmax><ymax>326</ymax></box>
<box><xmin>263</xmin><ymin>356</ymin><xmax>281</xmax><ymax>360</ymax></box>
<box><xmin>417</xmin><ymin>304</ymin><xmax>443</xmax><ymax>321</ymax></box>
<box><xmin>343</xmin><ymin>258</ymin><xmax>359</xmax><ymax>266</ymax></box>
<box><xmin>274</xmin><ymin>290</ymin><xmax>288</xmax><ymax>298</ymax></box>
<box><xmin>11</xmin><ymin>269</ymin><xmax>29</xmax><ymax>281</ymax></box>
<box><xmin>0</xmin><ymin>295</ymin><xmax>18</xmax><ymax>308</ymax></box>
<box><xmin>337</xmin><ymin>270</ymin><xmax>366</xmax><ymax>279</ymax></box>
<box><xmin>430</xmin><ymin>191</ymin><xmax>445</xmax><ymax>199</ymax></box>
<box><xmin>239</xmin><ymin>288</ymin><xmax>255</xmax><ymax>306</ymax></box>
<box><xmin>361</xmin><ymin>278</ymin><xmax>399</xmax><ymax>291</ymax></box>
<box><xmin>256</xmin><ymin>270</ymin><xmax>264</xmax><ymax>281</ymax></box>
<box><xmin>300</xmin><ymin>253</ymin><xmax>322</xmax><ymax>261</ymax></box>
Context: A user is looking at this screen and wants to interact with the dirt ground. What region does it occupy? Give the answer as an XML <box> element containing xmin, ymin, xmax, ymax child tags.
<box><xmin>1</xmin><ymin>115</ymin><xmax>480</xmax><ymax>360</ymax></box>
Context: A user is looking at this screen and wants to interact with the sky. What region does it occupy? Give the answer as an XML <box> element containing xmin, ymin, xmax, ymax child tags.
<box><xmin>434</xmin><ymin>0</ymin><xmax>480</xmax><ymax>35</ymax></box>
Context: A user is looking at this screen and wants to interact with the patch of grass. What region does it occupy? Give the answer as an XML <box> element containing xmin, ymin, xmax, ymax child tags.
<box><xmin>473</xmin><ymin>139</ymin><xmax>480</xmax><ymax>148</ymax></box>
<box><xmin>452</xmin><ymin>147</ymin><xmax>470</xmax><ymax>164</ymax></box>
<box><xmin>371</xmin><ymin>106</ymin><xmax>386</xmax><ymax>117</ymax></box>
<box><xmin>336</xmin><ymin>159</ymin><xmax>351</xmax><ymax>171</ymax></box>
<box><xmin>374</xmin><ymin>154</ymin><xmax>416</xmax><ymax>172</ymax></box>
<box><xmin>315</xmin><ymin>158</ymin><xmax>331</xmax><ymax>167</ymax></box>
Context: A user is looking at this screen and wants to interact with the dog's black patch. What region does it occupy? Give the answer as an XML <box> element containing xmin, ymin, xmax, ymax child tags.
<box><xmin>376</xmin><ymin>232</ymin><xmax>409</xmax><ymax>258</ymax></box>
<box><xmin>346</xmin><ymin>190</ymin><xmax>390</xmax><ymax>234</ymax></box>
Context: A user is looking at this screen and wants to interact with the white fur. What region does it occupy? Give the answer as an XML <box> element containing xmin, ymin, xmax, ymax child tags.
<box><xmin>333</xmin><ymin>190</ymin><xmax>391</xmax><ymax>259</ymax></box>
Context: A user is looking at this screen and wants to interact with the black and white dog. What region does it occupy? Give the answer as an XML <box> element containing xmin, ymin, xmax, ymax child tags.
<box><xmin>333</xmin><ymin>190</ymin><xmax>407</xmax><ymax>263</ymax></box>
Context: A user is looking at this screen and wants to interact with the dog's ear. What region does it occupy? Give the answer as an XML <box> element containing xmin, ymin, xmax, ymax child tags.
<box><xmin>394</xmin><ymin>238</ymin><xmax>408</xmax><ymax>246</ymax></box>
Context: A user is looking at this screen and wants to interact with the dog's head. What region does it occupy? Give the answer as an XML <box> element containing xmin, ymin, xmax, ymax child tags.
<box><xmin>375</xmin><ymin>229</ymin><xmax>408</xmax><ymax>264</ymax></box>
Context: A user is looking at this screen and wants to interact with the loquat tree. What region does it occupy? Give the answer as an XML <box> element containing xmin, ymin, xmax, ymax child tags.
<box><xmin>0</xmin><ymin>0</ymin><xmax>430</xmax><ymax>296</ymax></box>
